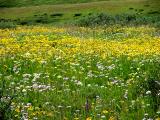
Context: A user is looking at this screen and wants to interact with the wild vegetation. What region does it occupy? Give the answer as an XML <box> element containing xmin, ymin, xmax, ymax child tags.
<box><xmin>0</xmin><ymin>0</ymin><xmax>160</xmax><ymax>120</ymax></box>
<box><xmin>0</xmin><ymin>26</ymin><xmax>160</xmax><ymax>120</ymax></box>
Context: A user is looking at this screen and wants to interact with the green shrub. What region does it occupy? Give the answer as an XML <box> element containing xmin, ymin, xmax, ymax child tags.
<box><xmin>0</xmin><ymin>21</ymin><xmax>17</xmax><ymax>29</ymax></box>
<box><xmin>74</xmin><ymin>13</ymin><xmax>82</xmax><ymax>17</ymax></box>
<box><xmin>75</xmin><ymin>13</ymin><xmax>160</xmax><ymax>27</ymax></box>
<box><xmin>75</xmin><ymin>13</ymin><xmax>114</xmax><ymax>27</ymax></box>
<box><xmin>75</xmin><ymin>13</ymin><xmax>137</xmax><ymax>27</ymax></box>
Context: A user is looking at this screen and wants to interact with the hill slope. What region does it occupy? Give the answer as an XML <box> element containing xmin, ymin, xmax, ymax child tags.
<box><xmin>0</xmin><ymin>0</ymin><xmax>159</xmax><ymax>25</ymax></box>
<box><xmin>0</xmin><ymin>0</ymin><xmax>105</xmax><ymax>7</ymax></box>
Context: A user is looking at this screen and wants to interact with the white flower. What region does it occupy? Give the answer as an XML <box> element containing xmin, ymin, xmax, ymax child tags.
<box><xmin>124</xmin><ymin>90</ymin><xmax>128</xmax><ymax>99</ymax></box>
<box><xmin>27</xmin><ymin>103</ymin><xmax>32</xmax><ymax>106</ymax></box>
<box><xmin>66</xmin><ymin>106</ymin><xmax>71</xmax><ymax>108</ymax></box>
<box><xmin>101</xmin><ymin>115</ymin><xmax>106</xmax><ymax>118</ymax></box>
<box><xmin>108</xmin><ymin>64</ymin><xmax>115</xmax><ymax>70</ymax></box>
<box><xmin>25</xmin><ymin>52</ymin><xmax>31</xmax><ymax>57</ymax></box>
<box><xmin>63</xmin><ymin>77</ymin><xmax>69</xmax><ymax>80</ymax></box>
<box><xmin>23</xmin><ymin>74</ymin><xmax>32</xmax><ymax>78</ymax></box>
<box><xmin>57</xmin><ymin>75</ymin><xmax>62</xmax><ymax>79</ymax></box>
<box><xmin>33</xmin><ymin>73</ymin><xmax>41</xmax><ymax>79</ymax></box>
<box><xmin>146</xmin><ymin>91</ymin><xmax>151</xmax><ymax>95</ymax></box>
<box><xmin>58</xmin><ymin>105</ymin><xmax>63</xmax><ymax>108</ymax></box>
<box><xmin>76</xmin><ymin>81</ymin><xmax>83</xmax><ymax>86</ymax></box>
<box><xmin>40</xmin><ymin>60</ymin><xmax>47</xmax><ymax>64</ymax></box>
<box><xmin>22</xmin><ymin>89</ymin><xmax>27</xmax><ymax>93</ymax></box>
<box><xmin>144</xmin><ymin>113</ymin><xmax>148</xmax><ymax>116</ymax></box>
<box><xmin>148</xmin><ymin>118</ymin><xmax>153</xmax><ymax>120</ymax></box>
<box><xmin>156</xmin><ymin>111</ymin><xmax>160</xmax><ymax>114</ymax></box>
<box><xmin>32</xmin><ymin>83</ymin><xmax>38</xmax><ymax>89</ymax></box>
<box><xmin>101</xmin><ymin>86</ymin><xmax>104</xmax><ymax>88</ymax></box>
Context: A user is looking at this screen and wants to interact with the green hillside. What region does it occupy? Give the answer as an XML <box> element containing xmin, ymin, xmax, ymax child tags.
<box><xmin>0</xmin><ymin>0</ymin><xmax>105</xmax><ymax>7</ymax></box>
<box><xmin>0</xmin><ymin>0</ymin><xmax>159</xmax><ymax>26</ymax></box>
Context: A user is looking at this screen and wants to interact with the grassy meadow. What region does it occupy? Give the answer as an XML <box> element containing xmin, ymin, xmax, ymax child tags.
<box><xmin>0</xmin><ymin>0</ymin><xmax>160</xmax><ymax>120</ymax></box>
<box><xmin>0</xmin><ymin>25</ymin><xmax>160</xmax><ymax>120</ymax></box>
<box><xmin>0</xmin><ymin>0</ymin><xmax>160</xmax><ymax>25</ymax></box>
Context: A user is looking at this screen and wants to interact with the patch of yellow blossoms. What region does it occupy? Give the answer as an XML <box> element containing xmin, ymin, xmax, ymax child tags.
<box><xmin>0</xmin><ymin>26</ymin><xmax>160</xmax><ymax>62</ymax></box>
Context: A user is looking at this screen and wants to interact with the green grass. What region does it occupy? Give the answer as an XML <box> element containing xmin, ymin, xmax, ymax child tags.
<box><xmin>0</xmin><ymin>0</ymin><xmax>159</xmax><ymax>9</ymax></box>
<box><xmin>0</xmin><ymin>0</ymin><xmax>106</xmax><ymax>7</ymax></box>
<box><xmin>0</xmin><ymin>0</ymin><xmax>159</xmax><ymax>25</ymax></box>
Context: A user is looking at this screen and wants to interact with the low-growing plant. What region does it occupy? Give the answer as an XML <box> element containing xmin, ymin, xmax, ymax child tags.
<box><xmin>0</xmin><ymin>21</ymin><xmax>16</xmax><ymax>29</ymax></box>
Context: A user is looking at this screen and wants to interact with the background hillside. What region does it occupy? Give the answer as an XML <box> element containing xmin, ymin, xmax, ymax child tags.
<box><xmin>0</xmin><ymin>0</ymin><xmax>159</xmax><ymax>27</ymax></box>
<box><xmin>0</xmin><ymin>0</ymin><xmax>105</xmax><ymax>7</ymax></box>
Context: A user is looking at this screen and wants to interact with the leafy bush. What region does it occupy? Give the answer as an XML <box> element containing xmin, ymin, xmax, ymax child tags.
<box><xmin>0</xmin><ymin>21</ymin><xmax>17</xmax><ymax>29</ymax></box>
<box><xmin>75</xmin><ymin>13</ymin><xmax>160</xmax><ymax>27</ymax></box>
<box><xmin>50</xmin><ymin>13</ymin><xmax>63</xmax><ymax>17</ymax></box>
<box><xmin>75</xmin><ymin>13</ymin><xmax>114</xmax><ymax>27</ymax></box>
<box><xmin>74</xmin><ymin>13</ymin><xmax>82</xmax><ymax>17</ymax></box>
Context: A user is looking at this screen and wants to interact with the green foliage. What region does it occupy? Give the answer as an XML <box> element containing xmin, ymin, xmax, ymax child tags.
<box><xmin>75</xmin><ymin>13</ymin><xmax>160</xmax><ymax>27</ymax></box>
<box><xmin>0</xmin><ymin>0</ymin><xmax>18</xmax><ymax>7</ymax></box>
<box><xmin>75</xmin><ymin>13</ymin><xmax>114</xmax><ymax>26</ymax></box>
<box><xmin>0</xmin><ymin>21</ymin><xmax>17</xmax><ymax>29</ymax></box>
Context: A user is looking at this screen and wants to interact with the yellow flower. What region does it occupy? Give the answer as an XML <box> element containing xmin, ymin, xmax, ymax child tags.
<box><xmin>74</xmin><ymin>118</ymin><xmax>79</xmax><ymax>120</ymax></box>
<box><xmin>86</xmin><ymin>117</ymin><xmax>92</xmax><ymax>120</ymax></box>
<box><xmin>102</xmin><ymin>110</ymin><xmax>109</xmax><ymax>114</ymax></box>
<box><xmin>15</xmin><ymin>108</ymin><xmax>20</xmax><ymax>113</ymax></box>
<box><xmin>47</xmin><ymin>112</ymin><xmax>53</xmax><ymax>117</ymax></box>
<box><xmin>109</xmin><ymin>116</ymin><xmax>116</xmax><ymax>120</ymax></box>
<box><xmin>28</xmin><ymin>106</ymin><xmax>33</xmax><ymax>111</ymax></box>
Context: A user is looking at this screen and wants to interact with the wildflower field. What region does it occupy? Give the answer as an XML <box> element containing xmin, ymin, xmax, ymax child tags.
<box><xmin>0</xmin><ymin>25</ymin><xmax>160</xmax><ymax>120</ymax></box>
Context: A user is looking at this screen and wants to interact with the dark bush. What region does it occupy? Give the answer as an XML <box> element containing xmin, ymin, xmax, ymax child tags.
<box><xmin>19</xmin><ymin>21</ymin><xmax>28</xmax><ymax>25</ymax></box>
<box><xmin>74</xmin><ymin>13</ymin><xmax>82</xmax><ymax>17</ymax></box>
<box><xmin>129</xmin><ymin>7</ymin><xmax>134</xmax><ymax>10</ymax></box>
<box><xmin>139</xmin><ymin>9</ymin><xmax>144</xmax><ymax>12</ymax></box>
<box><xmin>43</xmin><ymin>13</ymin><xmax>48</xmax><ymax>16</ymax></box>
<box><xmin>75</xmin><ymin>13</ymin><xmax>114</xmax><ymax>27</ymax></box>
<box><xmin>75</xmin><ymin>12</ymin><xmax>160</xmax><ymax>27</ymax></box>
<box><xmin>88</xmin><ymin>13</ymin><xmax>92</xmax><ymax>15</ymax></box>
<box><xmin>148</xmin><ymin>11</ymin><xmax>160</xmax><ymax>15</ymax></box>
<box><xmin>50</xmin><ymin>13</ymin><xmax>63</xmax><ymax>17</ymax></box>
